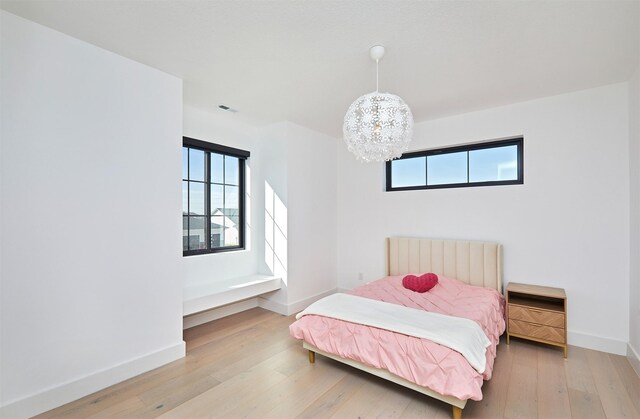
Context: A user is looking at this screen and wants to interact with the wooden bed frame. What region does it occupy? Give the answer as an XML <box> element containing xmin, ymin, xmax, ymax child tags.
<box><xmin>305</xmin><ymin>237</ymin><xmax>503</xmax><ymax>419</ymax></box>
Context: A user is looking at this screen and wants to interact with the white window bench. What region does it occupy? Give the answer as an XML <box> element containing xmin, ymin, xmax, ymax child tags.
<box><xmin>183</xmin><ymin>274</ymin><xmax>282</xmax><ymax>316</ymax></box>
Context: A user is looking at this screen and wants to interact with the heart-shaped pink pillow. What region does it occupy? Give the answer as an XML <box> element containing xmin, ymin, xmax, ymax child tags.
<box><xmin>402</xmin><ymin>273</ymin><xmax>439</xmax><ymax>293</ymax></box>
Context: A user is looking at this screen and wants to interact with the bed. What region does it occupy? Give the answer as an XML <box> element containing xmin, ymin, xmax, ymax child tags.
<box><xmin>289</xmin><ymin>237</ymin><xmax>505</xmax><ymax>419</ymax></box>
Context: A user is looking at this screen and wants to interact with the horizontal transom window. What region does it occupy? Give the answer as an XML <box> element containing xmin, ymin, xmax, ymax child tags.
<box><xmin>386</xmin><ymin>137</ymin><xmax>523</xmax><ymax>191</ymax></box>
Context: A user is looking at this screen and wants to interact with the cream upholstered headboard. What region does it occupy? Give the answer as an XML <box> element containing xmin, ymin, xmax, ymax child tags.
<box><xmin>387</xmin><ymin>237</ymin><xmax>503</xmax><ymax>293</ymax></box>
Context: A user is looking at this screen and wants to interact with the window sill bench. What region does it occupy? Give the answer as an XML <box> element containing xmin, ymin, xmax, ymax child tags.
<box><xmin>183</xmin><ymin>274</ymin><xmax>282</xmax><ymax>316</ymax></box>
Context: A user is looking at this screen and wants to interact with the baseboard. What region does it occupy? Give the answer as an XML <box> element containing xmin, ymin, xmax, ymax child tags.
<box><xmin>257</xmin><ymin>296</ymin><xmax>288</xmax><ymax>315</ymax></box>
<box><xmin>0</xmin><ymin>341</ymin><xmax>185</xmax><ymax>418</ymax></box>
<box><xmin>183</xmin><ymin>298</ymin><xmax>259</xmax><ymax>329</ymax></box>
<box><xmin>259</xmin><ymin>288</ymin><xmax>337</xmax><ymax>316</ymax></box>
<box><xmin>628</xmin><ymin>343</ymin><xmax>640</xmax><ymax>378</ymax></box>
<box><xmin>568</xmin><ymin>330</ymin><xmax>627</xmax><ymax>355</ymax></box>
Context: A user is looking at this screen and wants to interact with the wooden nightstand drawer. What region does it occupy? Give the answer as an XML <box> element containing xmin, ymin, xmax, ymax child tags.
<box><xmin>508</xmin><ymin>319</ymin><xmax>565</xmax><ymax>344</ymax></box>
<box><xmin>508</xmin><ymin>304</ymin><xmax>564</xmax><ymax>328</ymax></box>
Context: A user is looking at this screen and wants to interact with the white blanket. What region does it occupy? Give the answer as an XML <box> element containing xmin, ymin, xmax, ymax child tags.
<box><xmin>296</xmin><ymin>293</ymin><xmax>491</xmax><ymax>373</ymax></box>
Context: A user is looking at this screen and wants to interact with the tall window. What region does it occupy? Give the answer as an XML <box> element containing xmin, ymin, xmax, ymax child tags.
<box><xmin>386</xmin><ymin>137</ymin><xmax>523</xmax><ymax>191</ymax></box>
<box><xmin>182</xmin><ymin>137</ymin><xmax>249</xmax><ymax>255</ymax></box>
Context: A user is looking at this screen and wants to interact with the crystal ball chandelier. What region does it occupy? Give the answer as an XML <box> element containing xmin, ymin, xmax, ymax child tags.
<box><xmin>343</xmin><ymin>45</ymin><xmax>414</xmax><ymax>163</ymax></box>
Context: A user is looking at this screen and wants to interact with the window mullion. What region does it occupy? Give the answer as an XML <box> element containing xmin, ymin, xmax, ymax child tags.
<box><xmin>424</xmin><ymin>156</ymin><xmax>428</xmax><ymax>186</ymax></box>
<box><xmin>222</xmin><ymin>155</ymin><xmax>226</xmax><ymax>249</ymax></box>
<box><xmin>466</xmin><ymin>151</ymin><xmax>470</xmax><ymax>184</ymax></box>
<box><xmin>239</xmin><ymin>158</ymin><xmax>244</xmax><ymax>249</ymax></box>
<box><xmin>205</xmin><ymin>152</ymin><xmax>211</xmax><ymax>251</ymax></box>
<box><xmin>187</xmin><ymin>147</ymin><xmax>190</xmax><ymax>250</ymax></box>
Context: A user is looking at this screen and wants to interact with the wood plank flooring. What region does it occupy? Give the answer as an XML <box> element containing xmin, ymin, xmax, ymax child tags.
<box><xmin>37</xmin><ymin>308</ymin><xmax>640</xmax><ymax>418</ymax></box>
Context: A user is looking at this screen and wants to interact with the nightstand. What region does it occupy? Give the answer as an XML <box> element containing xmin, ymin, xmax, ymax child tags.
<box><xmin>506</xmin><ymin>282</ymin><xmax>568</xmax><ymax>358</ymax></box>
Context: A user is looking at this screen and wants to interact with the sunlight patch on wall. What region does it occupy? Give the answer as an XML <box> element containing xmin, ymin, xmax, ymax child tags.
<box><xmin>265</xmin><ymin>181</ymin><xmax>287</xmax><ymax>283</ymax></box>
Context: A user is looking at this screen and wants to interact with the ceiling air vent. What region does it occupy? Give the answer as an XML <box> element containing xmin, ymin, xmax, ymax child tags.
<box><xmin>218</xmin><ymin>104</ymin><xmax>238</xmax><ymax>113</ymax></box>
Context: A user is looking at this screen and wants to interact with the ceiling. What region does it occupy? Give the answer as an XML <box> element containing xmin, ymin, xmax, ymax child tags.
<box><xmin>2</xmin><ymin>0</ymin><xmax>639</xmax><ymax>139</ymax></box>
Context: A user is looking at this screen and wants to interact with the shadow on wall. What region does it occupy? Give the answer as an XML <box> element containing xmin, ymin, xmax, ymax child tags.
<box><xmin>245</xmin><ymin>162</ymin><xmax>252</xmax><ymax>250</ymax></box>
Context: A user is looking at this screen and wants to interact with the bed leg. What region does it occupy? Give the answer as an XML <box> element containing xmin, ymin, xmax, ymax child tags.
<box><xmin>452</xmin><ymin>406</ymin><xmax>462</xmax><ymax>419</ymax></box>
<box><xmin>308</xmin><ymin>350</ymin><xmax>315</xmax><ymax>364</ymax></box>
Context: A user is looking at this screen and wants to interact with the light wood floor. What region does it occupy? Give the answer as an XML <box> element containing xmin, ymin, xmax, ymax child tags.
<box><xmin>38</xmin><ymin>308</ymin><xmax>640</xmax><ymax>418</ymax></box>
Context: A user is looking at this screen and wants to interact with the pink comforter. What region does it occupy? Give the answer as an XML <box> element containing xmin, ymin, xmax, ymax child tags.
<box><xmin>289</xmin><ymin>275</ymin><xmax>505</xmax><ymax>401</ymax></box>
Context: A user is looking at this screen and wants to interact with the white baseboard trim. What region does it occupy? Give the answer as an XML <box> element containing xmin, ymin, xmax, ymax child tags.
<box><xmin>0</xmin><ymin>341</ymin><xmax>185</xmax><ymax>418</ymax></box>
<box><xmin>568</xmin><ymin>331</ymin><xmax>627</xmax><ymax>355</ymax></box>
<box><xmin>257</xmin><ymin>296</ymin><xmax>288</xmax><ymax>315</ymax></box>
<box><xmin>259</xmin><ymin>288</ymin><xmax>337</xmax><ymax>316</ymax></box>
<box><xmin>183</xmin><ymin>298</ymin><xmax>259</xmax><ymax>329</ymax></box>
<box><xmin>628</xmin><ymin>343</ymin><xmax>640</xmax><ymax>378</ymax></box>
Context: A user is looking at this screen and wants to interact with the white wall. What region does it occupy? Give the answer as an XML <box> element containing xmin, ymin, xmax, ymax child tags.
<box><xmin>285</xmin><ymin>123</ymin><xmax>339</xmax><ymax>308</ymax></box>
<box><xmin>337</xmin><ymin>83</ymin><xmax>630</xmax><ymax>355</ymax></box>
<box><xmin>629</xmin><ymin>59</ymin><xmax>640</xmax><ymax>370</ymax></box>
<box><xmin>256</xmin><ymin>122</ymin><xmax>290</xmax><ymax>307</ymax></box>
<box><xmin>0</xmin><ymin>11</ymin><xmax>184</xmax><ymax>417</ymax></box>
<box><xmin>255</xmin><ymin>121</ymin><xmax>339</xmax><ymax>314</ymax></box>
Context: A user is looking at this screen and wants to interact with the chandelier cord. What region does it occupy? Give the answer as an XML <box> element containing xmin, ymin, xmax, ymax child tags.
<box><xmin>376</xmin><ymin>58</ymin><xmax>379</xmax><ymax>93</ymax></box>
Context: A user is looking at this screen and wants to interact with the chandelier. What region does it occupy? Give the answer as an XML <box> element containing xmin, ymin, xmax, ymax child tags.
<box><xmin>343</xmin><ymin>45</ymin><xmax>414</xmax><ymax>162</ymax></box>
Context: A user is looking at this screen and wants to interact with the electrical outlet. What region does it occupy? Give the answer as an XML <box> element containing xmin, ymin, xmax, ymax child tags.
<box><xmin>358</xmin><ymin>272</ymin><xmax>363</xmax><ymax>281</ymax></box>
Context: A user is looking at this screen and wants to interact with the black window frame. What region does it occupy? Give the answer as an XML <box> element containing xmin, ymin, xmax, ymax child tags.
<box><xmin>385</xmin><ymin>137</ymin><xmax>524</xmax><ymax>191</ymax></box>
<box><xmin>183</xmin><ymin>136</ymin><xmax>250</xmax><ymax>256</ymax></box>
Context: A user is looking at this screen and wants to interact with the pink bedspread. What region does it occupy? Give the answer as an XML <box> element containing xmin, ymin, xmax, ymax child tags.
<box><xmin>289</xmin><ymin>275</ymin><xmax>505</xmax><ymax>401</ymax></box>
